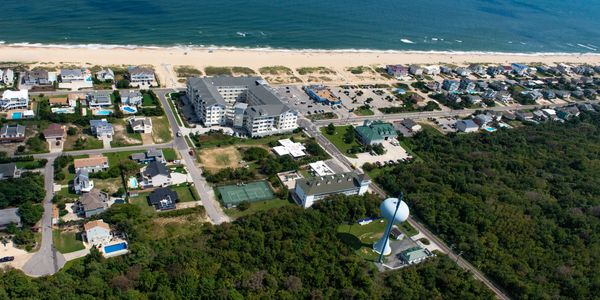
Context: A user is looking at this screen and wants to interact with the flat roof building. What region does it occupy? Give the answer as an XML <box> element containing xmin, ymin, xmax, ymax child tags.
<box><xmin>308</xmin><ymin>161</ymin><xmax>335</xmax><ymax>177</ymax></box>
<box><xmin>272</xmin><ymin>139</ymin><xmax>306</xmax><ymax>158</ymax></box>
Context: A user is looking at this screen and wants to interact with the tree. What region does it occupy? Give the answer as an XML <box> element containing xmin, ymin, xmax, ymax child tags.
<box><xmin>18</xmin><ymin>202</ymin><xmax>43</xmax><ymax>226</ymax></box>
<box><xmin>116</xmin><ymin>79</ymin><xmax>130</xmax><ymax>89</ymax></box>
<box><xmin>326</xmin><ymin>123</ymin><xmax>335</xmax><ymax>135</ymax></box>
<box><xmin>237</xmin><ymin>201</ymin><xmax>250</xmax><ymax>211</ymax></box>
<box><xmin>66</xmin><ymin>127</ymin><xmax>77</xmax><ymax>136</ymax></box>
<box><xmin>243</xmin><ymin>147</ymin><xmax>268</xmax><ymax>161</ymax></box>
<box><xmin>343</xmin><ymin>125</ymin><xmax>356</xmax><ymax>144</ymax></box>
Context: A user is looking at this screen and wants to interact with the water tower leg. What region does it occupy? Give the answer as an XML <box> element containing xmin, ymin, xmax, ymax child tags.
<box><xmin>373</xmin><ymin>223</ymin><xmax>393</xmax><ymax>256</ymax></box>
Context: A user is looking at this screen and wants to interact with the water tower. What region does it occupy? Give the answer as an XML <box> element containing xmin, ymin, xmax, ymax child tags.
<box><xmin>373</xmin><ymin>193</ymin><xmax>410</xmax><ymax>261</ymax></box>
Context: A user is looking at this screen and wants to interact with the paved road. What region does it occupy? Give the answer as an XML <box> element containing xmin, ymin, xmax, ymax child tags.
<box><xmin>22</xmin><ymin>157</ymin><xmax>66</xmax><ymax>277</ymax></box>
<box><xmin>314</xmin><ymin>100</ymin><xmax>600</xmax><ymax>126</ymax></box>
<box><xmin>155</xmin><ymin>90</ymin><xmax>229</xmax><ymax>224</ymax></box>
<box><xmin>29</xmin><ymin>142</ymin><xmax>174</xmax><ymax>159</ymax></box>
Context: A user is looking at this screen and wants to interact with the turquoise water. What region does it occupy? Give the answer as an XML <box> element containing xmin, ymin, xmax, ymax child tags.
<box><xmin>95</xmin><ymin>110</ymin><xmax>112</xmax><ymax>116</ymax></box>
<box><xmin>0</xmin><ymin>0</ymin><xmax>598</xmax><ymax>53</ymax></box>
<box><xmin>104</xmin><ymin>242</ymin><xmax>127</xmax><ymax>254</ymax></box>
<box><xmin>11</xmin><ymin>112</ymin><xmax>22</xmax><ymax>119</ymax></box>
<box><xmin>122</xmin><ymin>106</ymin><xmax>137</xmax><ymax>114</ymax></box>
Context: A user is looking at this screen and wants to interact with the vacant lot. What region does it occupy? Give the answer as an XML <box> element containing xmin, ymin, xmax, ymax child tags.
<box><xmin>320</xmin><ymin>125</ymin><xmax>361</xmax><ymax>158</ymax></box>
<box><xmin>199</xmin><ymin>146</ymin><xmax>241</xmax><ymax>171</ymax></box>
<box><xmin>52</xmin><ymin>230</ymin><xmax>84</xmax><ymax>254</ymax></box>
<box><xmin>151</xmin><ymin>116</ymin><xmax>172</xmax><ymax>143</ymax></box>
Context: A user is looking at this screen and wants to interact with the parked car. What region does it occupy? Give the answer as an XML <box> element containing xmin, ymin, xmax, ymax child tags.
<box><xmin>0</xmin><ymin>256</ymin><xmax>14</xmax><ymax>263</ymax></box>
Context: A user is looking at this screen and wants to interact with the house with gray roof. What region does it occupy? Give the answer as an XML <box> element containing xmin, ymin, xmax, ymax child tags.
<box><xmin>187</xmin><ymin>76</ymin><xmax>298</xmax><ymax>137</ymax></box>
<box><xmin>0</xmin><ymin>124</ymin><xmax>26</xmax><ymax>142</ymax></box>
<box><xmin>131</xmin><ymin>149</ymin><xmax>165</xmax><ymax>164</ymax></box>
<box><xmin>140</xmin><ymin>161</ymin><xmax>171</xmax><ymax>188</ymax></box>
<box><xmin>128</xmin><ymin>67</ymin><xmax>155</xmax><ymax>83</ymax></box>
<box><xmin>122</xmin><ymin>90</ymin><xmax>143</xmax><ymax>106</ymax></box>
<box><xmin>87</xmin><ymin>91</ymin><xmax>112</xmax><ymax>107</ymax></box>
<box><xmin>95</xmin><ymin>69</ymin><xmax>114</xmax><ymax>82</ymax></box>
<box><xmin>22</xmin><ymin>69</ymin><xmax>50</xmax><ymax>86</ymax></box>
<box><xmin>127</xmin><ymin>116</ymin><xmax>152</xmax><ymax>134</ymax></box>
<box><xmin>293</xmin><ymin>172</ymin><xmax>370</xmax><ymax>208</ymax></box>
<box><xmin>456</xmin><ymin>119</ymin><xmax>479</xmax><ymax>133</ymax></box>
<box><xmin>0</xmin><ymin>207</ymin><xmax>21</xmax><ymax>229</ymax></box>
<box><xmin>90</xmin><ymin>119</ymin><xmax>114</xmax><ymax>139</ymax></box>
<box><xmin>60</xmin><ymin>69</ymin><xmax>84</xmax><ymax>83</ymax></box>
<box><xmin>73</xmin><ymin>169</ymin><xmax>93</xmax><ymax>194</ymax></box>
<box><xmin>78</xmin><ymin>189</ymin><xmax>109</xmax><ymax>218</ymax></box>
<box><xmin>0</xmin><ymin>163</ymin><xmax>19</xmax><ymax>180</ymax></box>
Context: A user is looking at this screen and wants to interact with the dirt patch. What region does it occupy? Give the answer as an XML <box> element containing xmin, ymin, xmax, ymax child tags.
<box><xmin>199</xmin><ymin>146</ymin><xmax>242</xmax><ymax>172</ymax></box>
<box><xmin>153</xmin><ymin>213</ymin><xmax>208</xmax><ymax>225</ymax></box>
<box><xmin>141</xmin><ymin>133</ymin><xmax>154</xmax><ymax>145</ymax></box>
<box><xmin>113</xmin><ymin>123</ymin><xmax>141</xmax><ymax>145</ymax></box>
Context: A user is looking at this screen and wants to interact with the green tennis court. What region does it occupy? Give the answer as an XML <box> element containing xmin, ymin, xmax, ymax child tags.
<box><xmin>218</xmin><ymin>181</ymin><xmax>275</xmax><ymax>206</ymax></box>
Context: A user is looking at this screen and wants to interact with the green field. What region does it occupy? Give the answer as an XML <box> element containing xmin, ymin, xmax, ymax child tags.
<box><xmin>129</xmin><ymin>192</ymin><xmax>156</xmax><ymax>215</ymax></box>
<box><xmin>141</xmin><ymin>94</ymin><xmax>155</xmax><ymax>106</ymax></box>
<box><xmin>105</xmin><ymin>150</ymin><xmax>140</xmax><ymax>166</ymax></box>
<box><xmin>224</xmin><ymin>198</ymin><xmax>293</xmax><ymax>219</ymax></box>
<box><xmin>52</xmin><ymin>230</ymin><xmax>85</xmax><ymax>254</ymax></box>
<box><xmin>337</xmin><ymin>220</ymin><xmax>386</xmax><ymax>260</ymax></box>
<box><xmin>320</xmin><ymin>125</ymin><xmax>361</xmax><ymax>158</ymax></box>
<box><xmin>354</xmin><ymin>107</ymin><xmax>375</xmax><ymax>116</ymax></box>
<box><xmin>151</xmin><ymin>116</ymin><xmax>173</xmax><ymax>143</ymax></box>
<box><xmin>172</xmin><ymin>184</ymin><xmax>199</xmax><ymax>203</ymax></box>
<box><xmin>162</xmin><ymin>148</ymin><xmax>178</xmax><ymax>161</ymax></box>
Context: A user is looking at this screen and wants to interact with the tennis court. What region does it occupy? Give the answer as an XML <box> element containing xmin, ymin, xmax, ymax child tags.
<box><xmin>218</xmin><ymin>181</ymin><xmax>275</xmax><ymax>206</ymax></box>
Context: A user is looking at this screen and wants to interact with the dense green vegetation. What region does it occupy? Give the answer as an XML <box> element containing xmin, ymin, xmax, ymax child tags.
<box><xmin>0</xmin><ymin>195</ymin><xmax>493</xmax><ymax>299</ymax></box>
<box><xmin>374</xmin><ymin>112</ymin><xmax>600</xmax><ymax>299</ymax></box>
<box><xmin>0</xmin><ymin>172</ymin><xmax>45</xmax><ymax>208</ymax></box>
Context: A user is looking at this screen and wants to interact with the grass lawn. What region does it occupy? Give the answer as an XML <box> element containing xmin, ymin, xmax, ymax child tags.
<box><xmin>94</xmin><ymin>177</ymin><xmax>126</xmax><ymax>194</ymax></box>
<box><xmin>337</xmin><ymin>220</ymin><xmax>387</xmax><ymax>261</ymax></box>
<box><xmin>172</xmin><ymin>184</ymin><xmax>199</xmax><ymax>203</ymax></box>
<box><xmin>151</xmin><ymin>116</ymin><xmax>173</xmax><ymax>143</ymax></box>
<box><xmin>52</xmin><ymin>230</ymin><xmax>85</xmax><ymax>254</ymax></box>
<box><xmin>15</xmin><ymin>160</ymin><xmax>45</xmax><ymax>169</ymax></box>
<box><xmin>129</xmin><ymin>192</ymin><xmax>155</xmax><ymax>216</ymax></box>
<box><xmin>141</xmin><ymin>94</ymin><xmax>155</xmax><ymax>106</ymax></box>
<box><xmin>64</xmin><ymin>134</ymin><xmax>103</xmax><ymax>151</ymax></box>
<box><xmin>104</xmin><ymin>150</ymin><xmax>140</xmax><ymax>166</ymax></box>
<box><xmin>354</xmin><ymin>107</ymin><xmax>375</xmax><ymax>116</ymax></box>
<box><xmin>162</xmin><ymin>148</ymin><xmax>178</xmax><ymax>161</ymax></box>
<box><xmin>224</xmin><ymin>198</ymin><xmax>293</xmax><ymax>219</ymax></box>
<box><xmin>167</xmin><ymin>93</ymin><xmax>184</xmax><ymax>127</ymax></box>
<box><xmin>320</xmin><ymin>125</ymin><xmax>361</xmax><ymax>158</ymax></box>
<box><xmin>56</xmin><ymin>186</ymin><xmax>79</xmax><ymax>202</ymax></box>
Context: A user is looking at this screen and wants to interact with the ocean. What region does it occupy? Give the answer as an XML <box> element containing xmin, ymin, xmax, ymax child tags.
<box><xmin>1</xmin><ymin>0</ymin><xmax>599</xmax><ymax>53</ymax></box>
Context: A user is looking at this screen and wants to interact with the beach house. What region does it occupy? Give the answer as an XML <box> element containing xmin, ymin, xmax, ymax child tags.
<box><xmin>0</xmin><ymin>90</ymin><xmax>28</xmax><ymax>111</ymax></box>
<box><xmin>148</xmin><ymin>187</ymin><xmax>178</xmax><ymax>211</ymax></box>
<box><xmin>293</xmin><ymin>172</ymin><xmax>371</xmax><ymax>208</ymax></box>
<box><xmin>121</xmin><ymin>90</ymin><xmax>143</xmax><ymax>106</ymax></box>
<box><xmin>73</xmin><ymin>169</ymin><xmax>94</xmax><ymax>194</ymax></box>
<box><xmin>128</xmin><ymin>67</ymin><xmax>155</xmax><ymax>84</ymax></box>
<box><xmin>0</xmin><ymin>163</ymin><xmax>20</xmax><ymax>180</ymax></box>
<box><xmin>456</xmin><ymin>119</ymin><xmax>479</xmax><ymax>133</ymax></box>
<box><xmin>131</xmin><ymin>149</ymin><xmax>166</xmax><ymax>164</ymax></box>
<box><xmin>21</xmin><ymin>69</ymin><xmax>50</xmax><ymax>86</ymax></box>
<box><xmin>386</xmin><ymin>65</ymin><xmax>408</xmax><ymax>78</ymax></box>
<box><xmin>87</xmin><ymin>91</ymin><xmax>112</xmax><ymax>107</ymax></box>
<box><xmin>74</xmin><ymin>155</ymin><xmax>109</xmax><ymax>173</ymax></box>
<box><xmin>423</xmin><ymin>65</ymin><xmax>440</xmax><ymax>76</ymax></box>
<box><xmin>0</xmin><ymin>69</ymin><xmax>14</xmax><ymax>86</ymax></box>
<box><xmin>187</xmin><ymin>76</ymin><xmax>298</xmax><ymax>137</ymax></box>
<box><xmin>140</xmin><ymin>161</ymin><xmax>172</xmax><ymax>188</ymax></box>
<box><xmin>78</xmin><ymin>188</ymin><xmax>110</xmax><ymax>218</ymax></box>
<box><xmin>0</xmin><ymin>124</ymin><xmax>25</xmax><ymax>142</ymax></box>
<box><xmin>95</xmin><ymin>69</ymin><xmax>114</xmax><ymax>82</ymax></box>
<box><xmin>355</xmin><ymin>120</ymin><xmax>397</xmax><ymax>146</ymax></box>
<box><xmin>43</xmin><ymin>123</ymin><xmax>66</xmax><ymax>148</ymax></box>
<box><xmin>127</xmin><ymin>116</ymin><xmax>152</xmax><ymax>134</ymax></box>
<box><xmin>442</xmin><ymin>80</ymin><xmax>459</xmax><ymax>92</ymax></box>
<box><xmin>84</xmin><ymin>219</ymin><xmax>112</xmax><ymax>246</ymax></box>
<box><xmin>60</xmin><ymin>69</ymin><xmax>84</xmax><ymax>83</ymax></box>
<box><xmin>90</xmin><ymin>119</ymin><xmax>114</xmax><ymax>139</ymax></box>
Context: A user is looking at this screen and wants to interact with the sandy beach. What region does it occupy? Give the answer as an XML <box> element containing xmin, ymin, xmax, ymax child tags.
<box><xmin>1</xmin><ymin>45</ymin><xmax>599</xmax><ymax>68</ymax></box>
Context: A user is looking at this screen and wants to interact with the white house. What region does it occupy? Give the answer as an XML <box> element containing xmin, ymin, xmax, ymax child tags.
<box><xmin>60</xmin><ymin>69</ymin><xmax>84</xmax><ymax>83</ymax></box>
<box><xmin>140</xmin><ymin>161</ymin><xmax>172</xmax><ymax>188</ymax></box>
<box><xmin>0</xmin><ymin>90</ymin><xmax>28</xmax><ymax>111</ymax></box>
<box><xmin>90</xmin><ymin>119</ymin><xmax>114</xmax><ymax>140</ymax></box>
<box><xmin>128</xmin><ymin>67</ymin><xmax>155</xmax><ymax>83</ymax></box>
<box><xmin>95</xmin><ymin>69</ymin><xmax>115</xmax><ymax>82</ymax></box>
<box><xmin>0</xmin><ymin>69</ymin><xmax>15</xmax><ymax>86</ymax></box>
<box><xmin>84</xmin><ymin>219</ymin><xmax>112</xmax><ymax>246</ymax></box>
<box><xmin>87</xmin><ymin>91</ymin><xmax>112</xmax><ymax>107</ymax></box>
<box><xmin>122</xmin><ymin>90</ymin><xmax>143</xmax><ymax>106</ymax></box>
<box><xmin>73</xmin><ymin>169</ymin><xmax>94</xmax><ymax>194</ymax></box>
<box><xmin>128</xmin><ymin>116</ymin><xmax>152</xmax><ymax>134</ymax></box>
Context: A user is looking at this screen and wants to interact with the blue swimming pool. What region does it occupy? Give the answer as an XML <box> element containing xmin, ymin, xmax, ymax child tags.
<box><xmin>128</xmin><ymin>176</ymin><xmax>138</xmax><ymax>188</ymax></box>
<box><xmin>122</xmin><ymin>106</ymin><xmax>137</xmax><ymax>113</ymax></box>
<box><xmin>11</xmin><ymin>112</ymin><xmax>22</xmax><ymax>119</ymax></box>
<box><xmin>484</xmin><ymin>127</ymin><xmax>497</xmax><ymax>132</ymax></box>
<box><xmin>95</xmin><ymin>110</ymin><xmax>112</xmax><ymax>116</ymax></box>
<box><xmin>104</xmin><ymin>242</ymin><xmax>128</xmax><ymax>254</ymax></box>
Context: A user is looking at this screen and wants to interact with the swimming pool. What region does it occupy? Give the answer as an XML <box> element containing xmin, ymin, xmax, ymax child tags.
<box><xmin>128</xmin><ymin>176</ymin><xmax>138</xmax><ymax>188</ymax></box>
<box><xmin>484</xmin><ymin>127</ymin><xmax>497</xmax><ymax>132</ymax></box>
<box><xmin>121</xmin><ymin>106</ymin><xmax>137</xmax><ymax>114</ymax></box>
<box><xmin>94</xmin><ymin>109</ymin><xmax>112</xmax><ymax>116</ymax></box>
<box><xmin>52</xmin><ymin>108</ymin><xmax>74</xmax><ymax>114</ymax></box>
<box><xmin>11</xmin><ymin>112</ymin><xmax>22</xmax><ymax>119</ymax></box>
<box><xmin>104</xmin><ymin>242</ymin><xmax>128</xmax><ymax>254</ymax></box>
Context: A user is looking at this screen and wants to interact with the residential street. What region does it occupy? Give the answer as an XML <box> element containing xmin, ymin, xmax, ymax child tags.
<box><xmin>22</xmin><ymin>157</ymin><xmax>66</xmax><ymax>277</ymax></box>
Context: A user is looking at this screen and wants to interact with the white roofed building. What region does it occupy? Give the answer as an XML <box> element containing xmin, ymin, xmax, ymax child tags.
<box><xmin>272</xmin><ymin>139</ymin><xmax>306</xmax><ymax>158</ymax></box>
<box><xmin>0</xmin><ymin>90</ymin><xmax>28</xmax><ymax>111</ymax></box>
<box><xmin>309</xmin><ymin>161</ymin><xmax>335</xmax><ymax>177</ymax></box>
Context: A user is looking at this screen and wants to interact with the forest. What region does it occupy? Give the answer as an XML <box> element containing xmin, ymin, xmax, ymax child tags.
<box><xmin>375</xmin><ymin>112</ymin><xmax>600</xmax><ymax>299</ymax></box>
<box><xmin>0</xmin><ymin>194</ymin><xmax>494</xmax><ymax>299</ymax></box>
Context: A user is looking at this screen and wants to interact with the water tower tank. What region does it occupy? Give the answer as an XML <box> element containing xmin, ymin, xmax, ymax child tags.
<box><xmin>373</xmin><ymin>197</ymin><xmax>410</xmax><ymax>256</ymax></box>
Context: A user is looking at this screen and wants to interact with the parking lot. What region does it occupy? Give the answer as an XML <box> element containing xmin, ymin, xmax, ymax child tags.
<box><xmin>274</xmin><ymin>85</ymin><xmax>340</xmax><ymax>118</ymax></box>
<box><xmin>430</xmin><ymin>117</ymin><xmax>458</xmax><ymax>133</ymax></box>
<box><xmin>348</xmin><ymin>140</ymin><xmax>411</xmax><ymax>167</ymax></box>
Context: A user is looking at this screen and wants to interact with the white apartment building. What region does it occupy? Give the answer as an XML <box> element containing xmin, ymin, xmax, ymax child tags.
<box><xmin>187</xmin><ymin>76</ymin><xmax>298</xmax><ymax>137</ymax></box>
<box><xmin>0</xmin><ymin>90</ymin><xmax>28</xmax><ymax>111</ymax></box>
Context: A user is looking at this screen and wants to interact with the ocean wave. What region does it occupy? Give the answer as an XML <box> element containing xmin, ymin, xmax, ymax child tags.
<box><xmin>1</xmin><ymin>42</ymin><xmax>599</xmax><ymax>56</ymax></box>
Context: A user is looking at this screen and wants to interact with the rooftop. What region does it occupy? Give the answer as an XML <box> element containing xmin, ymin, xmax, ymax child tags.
<box><xmin>84</xmin><ymin>219</ymin><xmax>110</xmax><ymax>231</ymax></box>
<box><xmin>74</xmin><ymin>155</ymin><xmax>108</xmax><ymax>169</ymax></box>
<box><xmin>296</xmin><ymin>172</ymin><xmax>370</xmax><ymax>196</ymax></box>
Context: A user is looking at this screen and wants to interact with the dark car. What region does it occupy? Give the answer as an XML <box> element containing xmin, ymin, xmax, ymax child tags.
<box><xmin>0</xmin><ymin>256</ymin><xmax>14</xmax><ymax>263</ymax></box>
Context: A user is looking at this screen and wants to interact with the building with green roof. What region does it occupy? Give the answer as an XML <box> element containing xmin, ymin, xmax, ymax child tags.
<box><xmin>399</xmin><ymin>247</ymin><xmax>431</xmax><ymax>264</ymax></box>
<box><xmin>355</xmin><ymin>120</ymin><xmax>397</xmax><ymax>145</ymax></box>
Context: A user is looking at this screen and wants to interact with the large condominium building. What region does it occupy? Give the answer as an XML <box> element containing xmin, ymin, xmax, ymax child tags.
<box><xmin>187</xmin><ymin>76</ymin><xmax>298</xmax><ymax>137</ymax></box>
<box><xmin>293</xmin><ymin>172</ymin><xmax>371</xmax><ymax>208</ymax></box>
